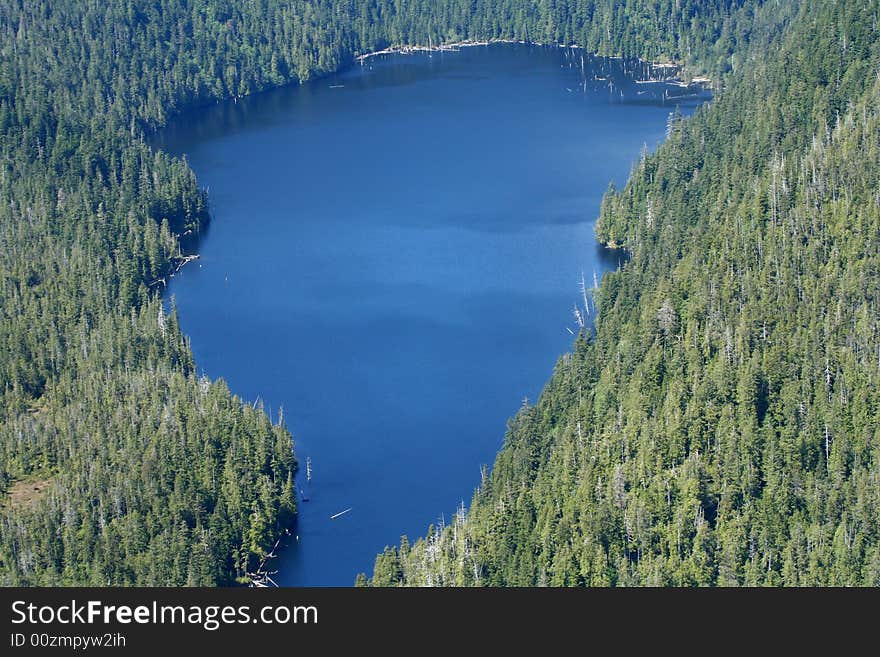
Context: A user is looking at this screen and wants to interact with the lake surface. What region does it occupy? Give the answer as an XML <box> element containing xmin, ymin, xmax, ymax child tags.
<box><xmin>156</xmin><ymin>44</ymin><xmax>706</xmax><ymax>585</ymax></box>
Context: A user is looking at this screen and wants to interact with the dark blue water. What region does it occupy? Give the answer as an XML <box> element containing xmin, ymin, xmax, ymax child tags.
<box><xmin>156</xmin><ymin>44</ymin><xmax>706</xmax><ymax>586</ymax></box>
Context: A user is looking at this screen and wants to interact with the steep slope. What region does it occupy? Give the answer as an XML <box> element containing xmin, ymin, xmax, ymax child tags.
<box><xmin>366</xmin><ymin>0</ymin><xmax>880</xmax><ymax>586</ymax></box>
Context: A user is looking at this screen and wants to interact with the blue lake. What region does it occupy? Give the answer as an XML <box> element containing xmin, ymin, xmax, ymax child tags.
<box><xmin>156</xmin><ymin>44</ymin><xmax>705</xmax><ymax>585</ymax></box>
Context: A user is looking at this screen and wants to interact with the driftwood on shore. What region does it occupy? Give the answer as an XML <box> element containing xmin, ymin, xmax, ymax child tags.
<box><xmin>247</xmin><ymin>538</ymin><xmax>282</xmax><ymax>588</ymax></box>
<box><xmin>355</xmin><ymin>38</ymin><xmax>595</xmax><ymax>63</ymax></box>
<box><xmin>174</xmin><ymin>254</ymin><xmax>200</xmax><ymax>271</ymax></box>
<box><xmin>354</xmin><ymin>39</ymin><xmax>712</xmax><ymax>88</ymax></box>
<box><xmin>148</xmin><ymin>253</ymin><xmax>200</xmax><ymax>288</ymax></box>
<box><xmin>356</xmin><ymin>40</ymin><xmax>501</xmax><ymax>62</ymax></box>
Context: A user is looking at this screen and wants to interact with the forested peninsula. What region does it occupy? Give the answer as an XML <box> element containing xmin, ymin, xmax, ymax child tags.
<box><xmin>2</xmin><ymin>1</ymin><xmax>877</xmax><ymax>587</ymax></box>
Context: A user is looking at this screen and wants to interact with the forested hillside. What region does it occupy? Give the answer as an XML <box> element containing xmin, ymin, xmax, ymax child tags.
<box><xmin>365</xmin><ymin>0</ymin><xmax>880</xmax><ymax>586</ymax></box>
<box><xmin>3</xmin><ymin>0</ymin><xmax>846</xmax><ymax>586</ymax></box>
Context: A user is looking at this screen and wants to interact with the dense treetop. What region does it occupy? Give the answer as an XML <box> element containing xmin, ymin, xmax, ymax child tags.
<box><xmin>364</xmin><ymin>0</ymin><xmax>880</xmax><ymax>587</ymax></box>
<box><xmin>7</xmin><ymin>0</ymin><xmax>875</xmax><ymax>587</ymax></box>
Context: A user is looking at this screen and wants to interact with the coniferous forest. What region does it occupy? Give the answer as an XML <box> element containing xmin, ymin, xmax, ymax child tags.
<box><xmin>2</xmin><ymin>1</ymin><xmax>878</xmax><ymax>586</ymax></box>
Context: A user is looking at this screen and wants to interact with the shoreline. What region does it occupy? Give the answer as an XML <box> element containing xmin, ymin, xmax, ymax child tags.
<box><xmin>354</xmin><ymin>39</ymin><xmax>525</xmax><ymax>62</ymax></box>
<box><xmin>163</xmin><ymin>39</ymin><xmax>709</xmax><ymax>585</ymax></box>
<box><xmin>354</xmin><ymin>39</ymin><xmax>712</xmax><ymax>86</ymax></box>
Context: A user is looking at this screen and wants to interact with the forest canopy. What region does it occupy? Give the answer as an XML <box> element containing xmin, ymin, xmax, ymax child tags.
<box><xmin>3</xmin><ymin>0</ymin><xmax>877</xmax><ymax>587</ymax></box>
<box><xmin>364</xmin><ymin>0</ymin><xmax>880</xmax><ymax>587</ymax></box>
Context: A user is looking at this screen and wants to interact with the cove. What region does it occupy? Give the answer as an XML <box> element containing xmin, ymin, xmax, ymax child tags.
<box><xmin>155</xmin><ymin>44</ymin><xmax>707</xmax><ymax>586</ymax></box>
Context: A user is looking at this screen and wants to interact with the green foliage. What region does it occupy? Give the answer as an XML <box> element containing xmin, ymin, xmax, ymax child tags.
<box><xmin>0</xmin><ymin>0</ymin><xmax>758</xmax><ymax>586</ymax></box>
<box><xmin>364</xmin><ymin>0</ymin><xmax>880</xmax><ymax>587</ymax></box>
<box><xmin>8</xmin><ymin>0</ymin><xmax>874</xmax><ymax>588</ymax></box>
